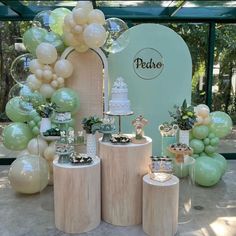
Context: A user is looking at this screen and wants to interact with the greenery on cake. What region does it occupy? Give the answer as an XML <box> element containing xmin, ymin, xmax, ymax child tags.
<box><xmin>169</xmin><ymin>99</ymin><xmax>197</xmax><ymax>130</ymax></box>
<box><xmin>82</xmin><ymin>116</ymin><xmax>102</xmax><ymax>134</ymax></box>
<box><xmin>36</xmin><ymin>103</ymin><xmax>57</xmax><ymax>118</ymax></box>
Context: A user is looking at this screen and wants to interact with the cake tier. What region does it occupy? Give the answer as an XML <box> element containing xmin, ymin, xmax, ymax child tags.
<box><xmin>111</xmin><ymin>88</ymin><xmax>128</xmax><ymax>100</ymax></box>
<box><xmin>109</xmin><ymin>100</ymin><xmax>131</xmax><ymax>115</ymax></box>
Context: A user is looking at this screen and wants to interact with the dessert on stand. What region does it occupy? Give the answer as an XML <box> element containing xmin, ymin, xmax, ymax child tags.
<box><xmin>131</xmin><ymin>115</ymin><xmax>148</xmax><ymax>144</ymax></box>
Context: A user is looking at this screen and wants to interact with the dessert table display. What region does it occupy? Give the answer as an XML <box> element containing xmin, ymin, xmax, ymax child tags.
<box><xmin>99</xmin><ymin>137</ymin><xmax>152</xmax><ymax>226</ymax></box>
<box><xmin>53</xmin><ymin>156</ymin><xmax>101</xmax><ymax>234</ymax></box>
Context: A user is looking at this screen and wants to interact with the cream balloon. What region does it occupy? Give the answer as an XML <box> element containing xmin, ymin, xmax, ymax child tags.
<box><xmin>39</xmin><ymin>84</ymin><xmax>55</xmax><ymax>98</ymax></box>
<box><xmin>44</xmin><ymin>65</ymin><xmax>53</xmax><ymax>71</ymax></box>
<box><xmin>202</xmin><ymin>116</ymin><xmax>211</xmax><ymax>125</ymax></box>
<box><xmin>26</xmin><ymin>74</ymin><xmax>42</xmax><ymax>90</ymax></box>
<box><xmin>43</xmin><ymin>69</ymin><xmax>53</xmax><ymax>82</ymax></box>
<box><xmin>196</xmin><ymin>116</ymin><xmax>204</xmax><ymax>125</ymax></box>
<box><xmin>36</xmin><ymin>43</ymin><xmax>58</xmax><ymax>65</ymax></box>
<box><xmin>56</xmin><ymin>77</ymin><xmax>65</xmax><ymax>85</ymax></box>
<box><xmin>52</xmin><ymin>74</ymin><xmax>57</xmax><ymax>80</ymax></box>
<box><xmin>88</xmin><ymin>9</ymin><xmax>105</xmax><ymax>25</ymax></box>
<box><xmin>44</xmin><ymin>146</ymin><xmax>56</xmax><ymax>161</ymax></box>
<box><xmin>54</xmin><ymin>59</ymin><xmax>73</xmax><ymax>78</ymax></box>
<box><xmin>75</xmin><ymin>43</ymin><xmax>89</xmax><ymax>53</ymax></box>
<box><xmin>29</xmin><ymin>59</ymin><xmax>43</xmax><ymax>73</ymax></box>
<box><xmin>72</xmin><ymin>25</ymin><xmax>83</xmax><ymax>34</ymax></box>
<box><xmin>83</xmin><ymin>23</ymin><xmax>106</xmax><ymax>48</ymax></box>
<box><xmin>51</xmin><ymin>80</ymin><xmax>59</xmax><ymax>88</ymax></box>
<box><xmin>64</xmin><ymin>13</ymin><xmax>76</xmax><ymax>29</ymax></box>
<box><xmin>35</xmin><ymin>68</ymin><xmax>43</xmax><ymax>79</ymax></box>
<box><xmin>27</xmin><ymin>137</ymin><xmax>48</xmax><ymax>155</ymax></box>
<box><xmin>73</xmin><ymin>8</ymin><xmax>88</xmax><ymax>25</ymax></box>
<box><xmin>8</xmin><ymin>154</ymin><xmax>49</xmax><ymax>194</ymax></box>
<box><xmin>63</xmin><ymin>32</ymin><xmax>79</xmax><ymax>47</ymax></box>
<box><xmin>197</xmin><ymin>108</ymin><xmax>210</xmax><ymax>118</ymax></box>
<box><xmin>76</xmin><ymin>1</ymin><xmax>93</xmax><ymax>13</ymax></box>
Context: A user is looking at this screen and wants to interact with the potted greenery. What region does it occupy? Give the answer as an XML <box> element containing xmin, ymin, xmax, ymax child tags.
<box><xmin>82</xmin><ymin>116</ymin><xmax>102</xmax><ymax>157</ymax></box>
<box><xmin>169</xmin><ymin>99</ymin><xmax>197</xmax><ymax>145</ymax></box>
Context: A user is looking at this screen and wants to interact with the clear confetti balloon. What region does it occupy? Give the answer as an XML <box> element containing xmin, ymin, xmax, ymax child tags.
<box><xmin>33</xmin><ymin>10</ymin><xmax>52</xmax><ymax>31</ymax></box>
<box><xmin>10</xmin><ymin>53</ymin><xmax>34</xmax><ymax>84</ymax></box>
<box><xmin>8</xmin><ymin>84</ymin><xmax>32</xmax><ymax>100</ymax></box>
<box><xmin>102</xmin><ymin>18</ymin><xmax>129</xmax><ymax>54</ymax></box>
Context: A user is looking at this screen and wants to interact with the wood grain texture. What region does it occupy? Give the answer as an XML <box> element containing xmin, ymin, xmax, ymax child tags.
<box><xmin>99</xmin><ymin>138</ymin><xmax>152</xmax><ymax>226</ymax></box>
<box><xmin>65</xmin><ymin>49</ymin><xmax>104</xmax><ymax>132</ymax></box>
<box><xmin>53</xmin><ymin>158</ymin><xmax>101</xmax><ymax>234</ymax></box>
<box><xmin>142</xmin><ymin>174</ymin><xmax>179</xmax><ymax>236</ymax></box>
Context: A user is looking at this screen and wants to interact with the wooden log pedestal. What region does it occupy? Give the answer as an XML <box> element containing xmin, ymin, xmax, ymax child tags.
<box><xmin>99</xmin><ymin>137</ymin><xmax>152</xmax><ymax>226</ymax></box>
<box><xmin>53</xmin><ymin>157</ymin><xmax>101</xmax><ymax>234</ymax></box>
<box><xmin>143</xmin><ymin>174</ymin><xmax>179</xmax><ymax>236</ymax></box>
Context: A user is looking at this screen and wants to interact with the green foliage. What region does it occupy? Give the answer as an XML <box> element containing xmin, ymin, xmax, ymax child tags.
<box><xmin>82</xmin><ymin>116</ymin><xmax>102</xmax><ymax>134</ymax></box>
<box><xmin>36</xmin><ymin>103</ymin><xmax>57</xmax><ymax>118</ymax></box>
<box><xmin>169</xmin><ymin>99</ymin><xmax>197</xmax><ymax>130</ymax></box>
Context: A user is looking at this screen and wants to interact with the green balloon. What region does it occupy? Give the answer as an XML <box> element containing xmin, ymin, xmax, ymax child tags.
<box><xmin>192</xmin><ymin>125</ymin><xmax>209</xmax><ymax>139</ymax></box>
<box><xmin>208</xmin><ymin>132</ymin><xmax>215</xmax><ymax>139</ymax></box>
<box><xmin>28</xmin><ymin>120</ymin><xmax>36</xmax><ymax>128</ymax></box>
<box><xmin>211</xmin><ymin>153</ymin><xmax>227</xmax><ymax>176</ymax></box>
<box><xmin>51</xmin><ymin>88</ymin><xmax>80</xmax><ymax>113</ymax></box>
<box><xmin>23</xmin><ymin>27</ymin><xmax>47</xmax><ymax>55</ymax></box>
<box><xmin>210</xmin><ymin>111</ymin><xmax>233</xmax><ymax>138</ymax></box>
<box><xmin>210</xmin><ymin>137</ymin><xmax>220</xmax><ymax>146</ymax></box>
<box><xmin>195</xmin><ymin>156</ymin><xmax>221</xmax><ymax>187</ymax></box>
<box><xmin>192</xmin><ymin>154</ymin><xmax>199</xmax><ymax>159</ymax></box>
<box><xmin>205</xmin><ymin>145</ymin><xmax>216</xmax><ymax>155</ymax></box>
<box><xmin>44</xmin><ymin>31</ymin><xmax>66</xmax><ymax>54</ymax></box>
<box><xmin>190</xmin><ymin>139</ymin><xmax>205</xmax><ymax>154</ymax></box>
<box><xmin>49</xmin><ymin>8</ymin><xmax>71</xmax><ymax>35</ymax></box>
<box><xmin>30</xmin><ymin>91</ymin><xmax>46</xmax><ymax>108</ymax></box>
<box><xmin>3</xmin><ymin>123</ymin><xmax>33</xmax><ymax>150</ymax></box>
<box><xmin>32</xmin><ymin>126</ymin><xmax>40</xmax><ymax>136</ymax></box>
<box><xmin>203</xmin><ymin>138</ymin><xmax>210</xmax><ymax>145</ymax></box>
<box><xmin>200</xmin><ymin>152</ymin><xmax>207</xmax><ymax>156</ymax></box>
<box><xmin>6</xmin><ymin>97</ymin><xmax>32</xmax><ymax>122</ymax></box>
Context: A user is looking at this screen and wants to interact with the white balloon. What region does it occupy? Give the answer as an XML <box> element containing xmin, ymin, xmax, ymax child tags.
<box><xmin>8</xmin><ymin>154</ymin><xmax>49</xmax><ymax>194</ymax></box>
<box><xmin>76</xmin><ymin>1</ymin><xmax>93</xmax><ymax>13</ymax></box>
<box><xmin>36</xmin><ymin>43</ymin><xmax>58</xmax><ymax>65</ymax></box>
<box><xmin>54</xmin><ymin>59</ymin><xmax>73</xmax><ymax>78</ymax></box>
<box><xmin>27</xmin><ymin>137</ymin><xmax>48</xmax><ymax>155</ymax></box>
<box><xmin>29</xmin><ymin>59</ymin><xmax>43</xmax><ymax>73</ymax></box>
<box><xmin>39</xmin><ymin>84</ymin><xmax>55</xmax><ymax>98</ymax></box>
<box><xmin>26</xmin><ymin>74</ymin><xmax>42</xmax><ymax>90</ymax></box>
<box><xmin>88</xmin><ymin>9</ymin><xmax>105</xmax><ymax>25</ymax></box>
<box><xmin>44</xmin><ymin>146</ymin><xmax>56</xmax><ymax>161</ymax></box>
<box><xmin>43</xmin><ymin>69</ymin><xmax>53</xmax><ymax>82</ymax></box>
<box><xmin>83</xmin><ymin>23</ymin><xmax>106</xmax><ymax>48</ymax></box>
<box><xmin>64</xmin><ymin>13</ymin><xmax>76</xmax><ymax>29</ymax></box>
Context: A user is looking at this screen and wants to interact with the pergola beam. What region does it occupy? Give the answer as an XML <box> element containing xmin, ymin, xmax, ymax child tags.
<box><xmin>0</xmin><ymin>0</ymin><xmax>34</xmax><ymax>16</ymax></box>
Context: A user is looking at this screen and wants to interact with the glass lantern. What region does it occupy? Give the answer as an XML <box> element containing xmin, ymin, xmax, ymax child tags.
<box><xmin>149</xmin><ymin>156</ymin><xmax>173</xmax><ymax>182</ymax></box>
<box><xmin>159</xmin><ymin>123</ymin><xmax>178</xmax><ymax>157</ymax></box>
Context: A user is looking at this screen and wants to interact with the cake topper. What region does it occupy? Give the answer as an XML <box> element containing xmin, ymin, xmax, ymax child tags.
<box><xmin>131</xmin><ymin>115</ymin><xmax>148</xmax><ymax>144</ymax></box>
<box><xmin>113</xmin><ymin>77</ymin><xmax>127</xmax><ymax>89</ymax></box>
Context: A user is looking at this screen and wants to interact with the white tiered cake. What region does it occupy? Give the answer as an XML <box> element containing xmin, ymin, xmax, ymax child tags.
<box><xmin>109</xmin><ymin>77</ymin><xmax>131</xmax><ymax>115</ymax></box>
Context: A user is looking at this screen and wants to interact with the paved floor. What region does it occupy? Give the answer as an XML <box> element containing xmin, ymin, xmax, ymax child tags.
<box><xmin>0</xmin><ymin>161</ymin><xmax>236</xmax><ymax>236</ymax></box>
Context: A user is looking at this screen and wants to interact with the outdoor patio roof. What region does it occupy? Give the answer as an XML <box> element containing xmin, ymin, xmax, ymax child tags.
<box><xmin>0</xmin><ymin>1</ymin><xmax>235</xmax><ymax>22</ymax></box>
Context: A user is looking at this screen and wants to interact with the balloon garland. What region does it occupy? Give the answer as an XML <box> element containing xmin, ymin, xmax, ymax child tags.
<box><xmin>4</xmin><ymin>1</ymin><xmax>129</xmax><ymax>194</ymax></box>
<box><xmin>190</xmin><ymin>104</ymin><xmax>232</xmax><ymax>187</ymax></box>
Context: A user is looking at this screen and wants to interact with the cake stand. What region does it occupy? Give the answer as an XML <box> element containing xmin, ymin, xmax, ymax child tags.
<box><xmin>104</xmin><ymin>111</ymin><xmax>134</xmax><ymax>134</ymax></box>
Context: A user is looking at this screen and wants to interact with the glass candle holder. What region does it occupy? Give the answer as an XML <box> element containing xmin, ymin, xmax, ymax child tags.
<box><xmin>159</xmin><ymin>123</ymin><xmax>178</xmax><ymax>157</ymax></box>
<box><xmin>149</xmin><ymin>156</ymin><xmax>173</xmax><ymax>182</ymax></box>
